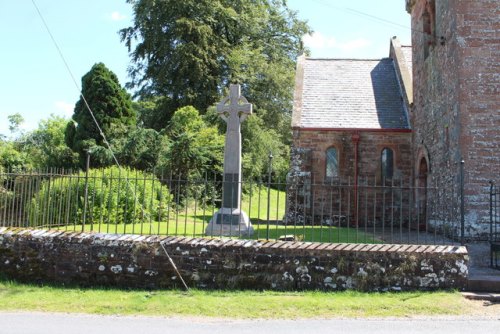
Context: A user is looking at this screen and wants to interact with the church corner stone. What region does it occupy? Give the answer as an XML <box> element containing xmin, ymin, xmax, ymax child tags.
<box><xmin>284</xmin><ymin>145</ymin><xmax>312</xmax><ymax>225</ymax></box>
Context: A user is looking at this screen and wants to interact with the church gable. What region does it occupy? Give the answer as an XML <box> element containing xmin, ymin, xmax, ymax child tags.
<box><xmin>292</xmin><ymin>57</ymin><xmax>410</xmax><ymax>130</ymax></box>
<box><xmin>289</xmin><ymin>48</ymin><xmax>414</xmax><ymax>221</ymax></box>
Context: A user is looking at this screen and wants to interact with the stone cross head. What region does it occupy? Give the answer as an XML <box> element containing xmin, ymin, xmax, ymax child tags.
<box><xmin>217</xmin><ymin>84</ymin><xmax>252</xmax><ymax>126</ymax></box>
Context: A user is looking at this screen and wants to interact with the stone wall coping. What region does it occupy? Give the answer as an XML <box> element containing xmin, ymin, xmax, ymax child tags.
<box><xmin>0</xmin><ymin>227</ymin><xmax>467</xmax><ymax>255</ymax></box>
<box><xmin>0</xmin><ymin>227</ymin><xmax>469</xmax><ymax>291</ymax></box>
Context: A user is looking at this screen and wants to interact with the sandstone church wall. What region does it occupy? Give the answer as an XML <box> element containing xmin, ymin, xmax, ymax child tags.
<box><xmin>291</xmin><ymin>129</ymin><xmax>412</xmax><ymax>183</ymax></box>
<box><xmin>289</xmin><ymin>129</ymin><xmax>413</xmax><ymax>225</ymax></box>
<box><xmin>407</xmin><ymin>0</ymin><xmax>499</xmax><ymax>238</ymax></box>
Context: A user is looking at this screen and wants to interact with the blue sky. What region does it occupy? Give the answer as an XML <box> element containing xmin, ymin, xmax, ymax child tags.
<box><xmin>0</xmin><ymin>0</ymin><xmax>411</xmax><ymax>136</ymax></box>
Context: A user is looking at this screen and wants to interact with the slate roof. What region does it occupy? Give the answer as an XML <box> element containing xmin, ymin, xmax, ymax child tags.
<box><xmin>293</xmin><ymin>57</ymin><xmax>410</xmax><ymax>129</ymax></box>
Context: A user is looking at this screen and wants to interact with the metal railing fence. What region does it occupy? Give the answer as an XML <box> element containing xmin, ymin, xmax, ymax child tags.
<box><xmin>0</xmin><ymin>168</ymin><xmax>465</xmax><ymax>245</ymax></box>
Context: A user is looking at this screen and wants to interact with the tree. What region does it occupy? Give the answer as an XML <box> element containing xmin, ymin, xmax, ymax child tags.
<box><xmin>132</xmin><ymin>98</ymin><xmax>159</xmax><ymax>129</ymax></box>
<box><xmin>24</xmin><ymin>115</ymin><xmax>79</xmax><ymax>169</ymax></box>
<box><xmin>132</xmin><ymin>97</ymin><xmax>176</xmax><ymax>131</ymax></box>
<box><xmin>0</xmin><ymin>114</ymin><xmax>31</xmax><ymax>171</ymax></box>
<box><xmin>118</xmin><ymin>128</ymin><xmax>162</xmax><ymax>171</ymax></box>
<box><xmin>65</xmin><ymin>63</ymin><xmax>136</xmax><ymax>168</ymax></box>
<box><xmin>157</xmin><ymin>106</ymin><xmax>224</xmax><ymax>180</ymax></box>
<box><xmin>241</xmin><ymin>113</ymin><xmax>289</xmax><ymax>182</ymax></box>
<box><xmin>0</xmin><ymin>140</ymin><xmax>31</xmax><ymax>171</ymax></box>
<box><xmin>120</xmin><ymin>0</ymin><xmax>310</xmax><ymax>128</ymax></box>
<box><xmin>7</xmin><ymin>113</ymin><xmax>25</xmax><ymax>136</ymax></box>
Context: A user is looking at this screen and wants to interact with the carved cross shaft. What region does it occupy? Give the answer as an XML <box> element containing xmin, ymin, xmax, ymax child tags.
<box><xmin>217</xmin><ymin>84</ymin><xmax>252</xmax><ymax>209</ymax></box>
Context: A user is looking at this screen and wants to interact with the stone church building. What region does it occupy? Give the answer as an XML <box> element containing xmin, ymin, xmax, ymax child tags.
<box><xmin>287</xmin><ymin>0</ymin><xmax>499</xmax><ymax>239</ymax></box>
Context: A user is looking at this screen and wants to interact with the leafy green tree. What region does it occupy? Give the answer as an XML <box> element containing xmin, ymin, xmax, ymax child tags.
<box><xmin>132</xmin><ymin>97</ymin><xmax>177</xmax><ymax>131</ymax></box>
<box><xmin>0</xmin><ymin>140</ymin><xmax>31</xmax><ymax>171</ymax></box>
<box><xmin>157</xmin><ymin>106</ymin><xmax>224</xmax><ymax>180</ymax></box>
<box><xmin>0</xmin><ymin>113</ymin><xmax>32</xmax><ymax>171</ymax></box>
<box><xmin>7</xmin><ymin>113</ymin><xmax>25</xmax><ymax>136</ymax></box>
<box><xmin>132</xmin><ymin>98</ymin><xmax>158</xmax><ymax>129</ymax></box>
<box><xmin>65</xmin><ymin>63</ymin><xmax>136</xmax><ymax>168</ymax></box>
<box><xmin>24</xmin><ymin>115</ymin><xmax>79</xmax><ymax>169</ymax></box>
<box><xmin>120</xmin><ymin>0</ymin><xmax>310</xmax><ymax>128</ymax></box>
<box><xmin>241</xmin><ymin>114</ymin><xmax>289</xmax><ymax>182</ymax></box>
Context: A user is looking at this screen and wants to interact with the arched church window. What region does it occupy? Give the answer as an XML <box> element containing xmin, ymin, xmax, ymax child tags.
<box><xmin>381</xmin><ymin>148</ymin><xmax>394</xmax><ymax>180</ymax></box>
<box><xmin>326</xmin><ymin>147</ymin><xmax>339</xmax><ymax>179</ymax></box>
<box><xmin>422</xmin><ymin>2</ymin><xmax>436</xmax><ymax>59</ymax></box>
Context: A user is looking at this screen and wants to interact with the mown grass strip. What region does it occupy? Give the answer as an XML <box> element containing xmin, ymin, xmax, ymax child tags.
<box><xmin>0</xmin><ymin>280</ymin><xmax>471</xmax><ymax>318</ymax></box>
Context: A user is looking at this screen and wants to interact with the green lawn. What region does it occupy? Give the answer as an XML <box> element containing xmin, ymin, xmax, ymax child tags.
<box><xmin>0</xmin><ymin>280</ymin><xmax>473</xmax><ymax>318</ymax></box>
<box><xmin>59</xmin><ymin>220</ymin><xmax>379</xmax><ymax>244</ymax></box>
<box><xmin>52</xmin><ymin>188</ymin><xmax>381</xmax><ymax>243</ymax></box>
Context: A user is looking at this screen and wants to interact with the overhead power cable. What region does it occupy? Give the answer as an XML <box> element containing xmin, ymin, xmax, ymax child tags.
<box><xmin>309</xmin><ymin>0</ymin><xmax>428</xmax><ymax>36</ymax></box>
<box><xmin>30</xmin><ymin>0</ymin><xmax>121</xmax><ymax>169</ymax></box>
<box><xmin>30</xmin><ymin>0</ymin><xmax>189</xmax><ymax>291</ymax></box>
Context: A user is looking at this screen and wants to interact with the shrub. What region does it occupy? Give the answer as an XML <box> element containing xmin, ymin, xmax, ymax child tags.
<box><xmin>0</xmin><ymin>169</ymin><xmax>33</xmax><ymax>225</ymax></box>
<box><xmin>28</xmin><ymin>166</ymin><xmax>172</xmax><ymax>227</ymax></box>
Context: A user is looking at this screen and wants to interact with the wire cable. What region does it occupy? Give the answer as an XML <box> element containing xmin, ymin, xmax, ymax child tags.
<box><xmin>309</xmin><ymin>0</ymin><xmax>427</xmax><ymax>36</ymax></box>
<box><xmin>30</xmin><ymin>0</ymin><xmax>189</xmax><ymax>290</ymax></box>
<box><xmin>30</xmin><ymin>0</ymin><xmax>121</xmax><ymax>169</ymax></box>
<box><xmin>160</xmin><ymin>241</ymin><xmax>190</xmax><ymax>292</ymax></box>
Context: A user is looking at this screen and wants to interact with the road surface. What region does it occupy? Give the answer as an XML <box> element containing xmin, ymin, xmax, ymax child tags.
<box><xmin>1</xmin><ymin>312</ymin><xmax>498</xmax><ymax>334</ymax></box>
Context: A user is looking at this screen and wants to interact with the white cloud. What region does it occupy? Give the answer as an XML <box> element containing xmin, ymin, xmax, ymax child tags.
<box><xmin>303</xmin><ymin>32</ymin><xmax>337</xmax><ymax>49</ymax></box>
<box><xmin>110</xmin><ymin>11</ymin><xmax>127</xmax><ymax>21</ymax></box>
<box><xmin>302</xmin><ymin>32</ymin><xmax>372</xmax><ymax>55</ymax></box>
<box><xmin>20</xmin><ymin>119</ymin><xmax>36</xmax><ymax>132</ymax></box>
<box><xmin>54</xmin><ymin>101</ymin><xmax>74</xmax><ymax>116</ymax></box>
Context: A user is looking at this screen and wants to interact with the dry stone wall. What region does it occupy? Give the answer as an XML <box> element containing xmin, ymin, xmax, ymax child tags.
<box><xmin>0</xmin><ymin>228</ymin><xmax>468</xmax><ymax>291</ymax></box>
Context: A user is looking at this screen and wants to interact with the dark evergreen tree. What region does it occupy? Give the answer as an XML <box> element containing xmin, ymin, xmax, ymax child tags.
<box><xmin>118</xmin><ymin>128</ymin><xmax>161</xmax><ymax>171</ymax></box>
<box><xmin>65</xmin><ymin>63</ymin><xmax>136</xmax><ymax>168</ymax></box>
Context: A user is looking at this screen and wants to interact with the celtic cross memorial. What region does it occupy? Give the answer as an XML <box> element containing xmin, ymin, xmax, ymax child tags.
<box><xmin>205</xmin><ymin>84</ymin><xmax>254</xmax><ymax>236</ymax></box>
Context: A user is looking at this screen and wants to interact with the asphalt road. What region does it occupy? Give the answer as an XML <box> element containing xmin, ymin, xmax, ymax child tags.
<box><xmin>1</xmin><ymin>312</ymin><xmax>499</xmax><ymax>334</ymax></box>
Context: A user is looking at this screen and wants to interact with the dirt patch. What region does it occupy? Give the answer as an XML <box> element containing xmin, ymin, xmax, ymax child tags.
<box><xmin>463</xmin><ymin>299</ymin><xmax>500</xmax><ymax>318</ymax></box>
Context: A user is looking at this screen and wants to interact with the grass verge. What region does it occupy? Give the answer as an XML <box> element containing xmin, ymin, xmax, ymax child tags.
<box><xmin>0</xmin><ymin>280</ymin><xmax>472</xmax><ymax>318</ymax></box>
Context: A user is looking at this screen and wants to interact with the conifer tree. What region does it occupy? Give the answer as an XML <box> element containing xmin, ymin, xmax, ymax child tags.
<box><xmin>65</xmin><ymin>63</ymin><xmax>136</xmax><ymax>168</ymax></box>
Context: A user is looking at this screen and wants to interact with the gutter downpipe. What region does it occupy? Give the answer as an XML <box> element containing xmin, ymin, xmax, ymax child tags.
<box><xmin>352</xmin><ymin>132</ymin><xmax>360</xmax><ymax>227</ymax></box>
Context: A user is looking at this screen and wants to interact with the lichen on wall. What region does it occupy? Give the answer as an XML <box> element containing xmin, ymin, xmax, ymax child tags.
<box><xmin>0</xmin><ymin>228</ymin><xmax>468</xmax><ymax>291</ymax></box>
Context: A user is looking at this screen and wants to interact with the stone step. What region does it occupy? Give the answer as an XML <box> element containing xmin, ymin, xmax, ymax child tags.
<box><xmin>467</xmin><ymin>274</ymin><xmax>500</xmax><ymax>293</ymax></box>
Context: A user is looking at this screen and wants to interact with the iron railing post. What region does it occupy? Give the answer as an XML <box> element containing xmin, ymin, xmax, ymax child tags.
<box><xmin>266</xmin><ymin>152</ymin><xmax>273</xmax><ymax>240</ymax></box>
<box><xmin>82</xmin><ymin>150</ymin><xmax>91</xmax><ymax>230</ymax></box>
